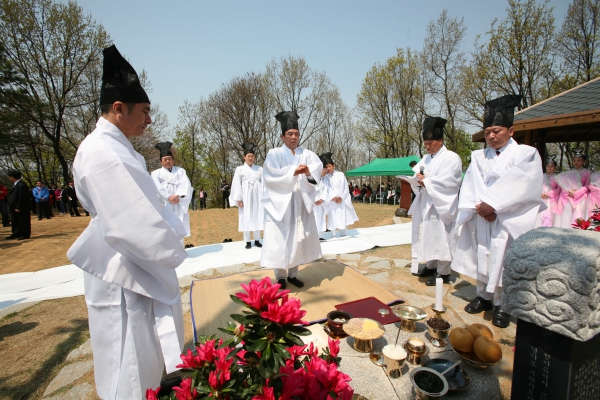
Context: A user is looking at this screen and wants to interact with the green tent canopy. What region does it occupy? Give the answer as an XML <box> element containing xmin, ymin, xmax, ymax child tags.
<box><xmin>345</xmin><ymin>155</ymin><xmax>421</xmax><ymax>177</ymax></box>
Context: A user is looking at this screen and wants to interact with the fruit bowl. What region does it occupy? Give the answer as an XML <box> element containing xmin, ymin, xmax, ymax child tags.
<box><xmin>451</xmin><ymin>346</ymin><xmax>500</xmax><ymax>370</ymax></box>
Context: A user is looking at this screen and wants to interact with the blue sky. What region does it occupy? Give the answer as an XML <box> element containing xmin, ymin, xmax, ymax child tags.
<box><xmin>72</xmin><ymin>0</ymin><xmax>570</xmax><ymax>130</ymax></box>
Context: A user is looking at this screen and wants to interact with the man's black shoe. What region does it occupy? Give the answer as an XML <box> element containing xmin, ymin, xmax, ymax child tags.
<box><xmin>425</xmin><ymin>272</ymin><xmax>450</xmax><ymax>286</ymax></box>
<box><xmin>17</xmin><ymin>236</ymin><xmax>29</xmax><ymax>240</ymax></box>
<box><xmin>464</xmin><ymin>297</ymin><xmax>494</xmax><ymax>314</ymax></box>
<box><xmin>3</xmin><ymin>224</ymin><xmax>10</xmax><ymax>227</ymax></box>
<box><xmin>277</xmin><ymin>278</ymin><xmax>287</xmax><ymax>290</ymax></box>
<box><xmin>245</xmin><ymin>242</ymin><xmax>251</xmax><ymax>249</ymax></box>
<box><xmin>492</xmin><ymin>306</ymin><xmax>511</xmax><ymax>328</ymax></box>
<box><xmin>158</xmin><ymin>377</ymin><xmax>183</xmax><ymax>397</ymax></box>
<box><xmin>287</xmin><ymin>277</ymin><xmax>304</xmax><ymax>288</ymax></box>
<box><xmin>5</xmin><ymin>235</ymin><xmax>17</xmax><ymax>239</ymax></box>
<box><xmin>254</xmin><ymin>240</ymin><xmax>262</xmax><ymax>248</ymax></box>
<box><xmin>319</xmin><ymin>238</ymin><xmax>326</xmax><ymax>241</ymax></box>
<box><xmin>413</xmin><ymin>266</ymin><xmax>437</xmax><ymax>277</ymax></box>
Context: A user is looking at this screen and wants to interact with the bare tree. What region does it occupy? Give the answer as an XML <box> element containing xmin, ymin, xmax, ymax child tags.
<box><xmin>558</xmin><ymin>0</ymin><xmax>600</xmax><ymax>84</ymax></box>
<box><xmin>423</xmin><ymin>9</ymin><xmax>467</xmax><ymax>152</ymax></box>
<box><xmin>0</xmin><ymin>0</ymin><xmax>110</xmax><ymax>183</ymax></box>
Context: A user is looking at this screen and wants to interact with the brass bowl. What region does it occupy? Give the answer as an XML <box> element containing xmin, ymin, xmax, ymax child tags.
<box><xmin>392</xmin><ymin>305</ymin><xmax>427</xmax><ymax>332</ymax></box>
<box><xmin>426</xmin><ymin>321</ymin><xmax>452</xmax><ymax>347</ymax></box>
<box><xmin>451</xmin><ymin>346</ymin><xmax>500</xmax><ymax>370</ymax></box>
<box><xmin>403</xmin><ymin>340</ymin><xmax>429</xmax><ymax>366</ymax></box>
<box><xmin>410</xmin><ymin>367</ymin><xmax>449</xmax><ymax>399</ymax></box>
<box><xmin>406</xmin><ymin>337</ymin><xmax>427</xmax><ymax>353</ymax></box>
<box><xmin>326</xmin><ymin>310</ymin><xmax>352</xmax><ymax>338</ymax></box>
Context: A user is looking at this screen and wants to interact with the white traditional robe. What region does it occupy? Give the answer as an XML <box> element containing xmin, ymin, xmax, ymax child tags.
<box><xmin>67</xmin><ymin>117</ymin><xmax>188</xmax><ymax>400</ymax></box>
<box><xmin>555</xmin><ymin>168</ymin><xmax>591</xmax><ymax>228</ymax></box>
<box><xmin>314</xmin><ymin>178</ymin><xmax>330</xmax><ymax>235</ymax></box>
<box><xmin>229</xmin><ymin>163</ymin><xmax>265</xmax><ymax>232</ymax></box>
<box><xmin>151</xmin><ymin>166</ymin><xmax>193</xmax><ymax>237</ymax></box>
<box><xmin>324</xmin><ymin>170</ymin><xmax>358</xmax><ymax>231</ymax></box>
<box><xmin>260</xmin><ymin>144</ymin><xmax>323</xmax><ymax>270</ymax></box>
<box><xmin>407</xmin><ymin>146</ymin><xmax>462</xmax><ymax>273</ymax></box>
<box><xmin>451</xmin><ymin>139</ymin><xmax>545</xmax><ymax>294</ymax></box>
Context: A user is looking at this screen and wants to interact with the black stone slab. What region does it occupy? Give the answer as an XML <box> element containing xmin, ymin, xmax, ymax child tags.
<box><xmin>511</xmin><ymin>318</ymin><xmax>600</xmax><ymax>400</ymax></box>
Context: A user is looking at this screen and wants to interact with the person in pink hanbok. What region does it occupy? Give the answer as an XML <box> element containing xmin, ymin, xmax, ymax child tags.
<box><xmin>555</xmin><ymin>148</ymin><xmax>591</xmax><ymax>227</ymax></box>
<box><xmin>536</xmin><ymin>155</ymin><xmax>561</xmax><ymax>227</ymax></box>
<box><xmin>588</xmin><ymin>171</ymin><xmax>600</xmax><ymax>217</ymax></box>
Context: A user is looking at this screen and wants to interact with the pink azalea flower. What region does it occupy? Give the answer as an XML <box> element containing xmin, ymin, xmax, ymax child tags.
<box><xmin>145</xmin><ymin>386</ymin><xmax>161</xmax><ymax>400</ymax></box>
<box><xmin>173</xmin><ymin>378</ymin><xmax>198</xmax><ymax>400</ymax></box>
<box><xmin>260</xmin><ymin>295</ymin><xmax>308</xmax><ymax>325</ymax></box>
<box><xmin>286</xmin><ymin>344</ymin><xmax>309</xmax><ymax>362</ymax></box>
<box><xmin>590</xmin><ymin>213</ymin><xmax>600</xmax><ymax>222</ymax></box>
<box><xmin>196</xmin><ymin>339</ymin><xmax>219</xmax><ymax>363</ymax></box>
<box><xmin>176</xmin><ymin>348</ymin><xmax>203</xmax><ymax>369</ymax></box>
<box><xmin>595</xmin><ymin>225</ymin><xmax>600</xmax><ymax>232</ymax></box>
<box><xmin>278</xmin><ymin>365</ymin><xmax>306</xmax><ymax>399</ymax></box>
<box><xmin>252</xmin><ymin>385</ymin><xmax>276</xmax><ymax>400</ymax></box>
<box><xmin>573</xmin><ymin>219</ymin><xmax>591</xmax><ymax>230</ymax></box>
<box><xmin>236</xmin><ymin>277</ymin><xmax>290</xmax><ymax>311</ymax></box>
<box><xmin>208</xmin><ymin>369</ymin><xmax>230</xmax><ymax>392</ymax></box>
<box><xmin>328</xmin><ymin>337</ymin><xmax>340</xmax><ymax>358</ymax></box>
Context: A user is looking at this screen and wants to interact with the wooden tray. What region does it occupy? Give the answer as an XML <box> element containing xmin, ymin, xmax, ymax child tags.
<box><xmin>335</xmin><ymin>296</ymin><xmax>401</xmax><ymax>325</ymax></box>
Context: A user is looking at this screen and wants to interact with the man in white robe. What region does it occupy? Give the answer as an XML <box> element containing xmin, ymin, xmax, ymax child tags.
<box><xmin>151</xmin><ymin>142</ymin><xmax>193</xmax><ymax>241</ymax></box>
<box><xmin>314</xmin><ymin>154</ymin><xmax>331</xmax><ymax>240</ymax></box>
<box><xmin>67</xmin><ymin>45</ymin><xmax>188</xmax><ymax>399</ymax></box>
<box><xmin>408</xmin><ymin>117</ymin><xmax>462</xmax><ymax>286</ymax></box>
<box><xmin>261</xmin><ymin>111</ymin><xmax>323</xmax><ymax>289</ymax></box>
<box><xmin>322</xmin><ymin>152</ymin><xmax>358</xmax><ymax>237</ymax></box>
<box><xmin>229</xmin><ymin>142</ymin><xmax>264</xmax><ymax>249</ymax></box>
<box><xmin>451</xmin><ymin>95</ymin><xmax>545</xmax><ymax>328</ymax></box>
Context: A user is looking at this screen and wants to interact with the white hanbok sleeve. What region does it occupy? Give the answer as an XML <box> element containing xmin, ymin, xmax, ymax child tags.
<box><xmin>174</xmin><ymin>169</ymin><xmax>193</xmax><ymax>211</ymax></box>
<box><xmin>422</xmin><ymin>154</ymin><xmax>462</xmax><ymax>225</ymax></box>
<box><xmin>229</xmin><ymin>166</ymin><xmax>243</xmax><ymax>207</ymax></box>
<box><xmin>69</xmin><ymin>156</ymin><xmax>187</xmax><ymax>304</ymax></box>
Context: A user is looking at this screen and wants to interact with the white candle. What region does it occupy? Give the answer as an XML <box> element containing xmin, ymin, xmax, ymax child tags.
<box><xmin>435</xmin><ymin>277</ymin><xmax>443</xmax><ymax>310</ymax></box>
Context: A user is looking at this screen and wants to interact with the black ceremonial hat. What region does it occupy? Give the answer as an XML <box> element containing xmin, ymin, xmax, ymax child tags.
<box><xmin>483</xmin><ymin>95</ymin><xmax>522</xmax><ymax>129</ymax></box>
<box><xmin>275</xmin><ymin>111</ymin><xmax>299</xmax><ymax>135</ymax></box>
<box><xmin>422</xmin><ymin>117</ymin><xmax>447</xmax><ymax>141</ymax></box>
<box><xmin>242</xmin><ymin>142</ymin><xmax>256</xmax><ymax>156</ymax></box>
<box><xmin>155</xmin><ymin>141</ymin><xmax>173</xmax><ymax>159</ymax></box>
<box><xmin>100</xmin><ymin>45</ymin><xmax>150</xmax><ymax>105</ymax></box>
<box><xmin>546</xmin><ymin>154</ymin><xmax>557</xmax><ymax>165</ymax></box>
<box><xmin>320</xmin><ymin>152</ymin><xmax>334</xmax><ymax>166</ymax></box>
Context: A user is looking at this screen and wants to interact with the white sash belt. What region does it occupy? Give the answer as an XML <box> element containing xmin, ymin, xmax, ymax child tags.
<box><xmin>153</xmin><ymin>300</ymin><xmax>182</xmax><ymax>374</ymax></box>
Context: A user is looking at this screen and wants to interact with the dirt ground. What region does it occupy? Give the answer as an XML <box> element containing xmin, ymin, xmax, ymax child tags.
<box><xmin>0</xmin><ymin>201</ymin><xmax>401</xmax><ymax>399</ymax></box>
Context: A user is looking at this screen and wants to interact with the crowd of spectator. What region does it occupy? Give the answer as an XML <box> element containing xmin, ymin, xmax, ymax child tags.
<box><xmin>348</xmin><ymin>182</ymin><xmax>400</xmax><ymax>205</ymax></box>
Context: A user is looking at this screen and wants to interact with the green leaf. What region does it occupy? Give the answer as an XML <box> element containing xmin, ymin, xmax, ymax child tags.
<box><xmin>230</xmin><ymin>294</ymin><xmax>246</xmax><ymax>305</ymax></box>
<box><xmin>263</xmin><ymin>343</ymin><xmax>272</xmax><ymax>361</ymax></box>
<box><xmin>217</xmin><ymin>327</ymin><xmax>235</xmax><ymax>335</ymax></box>
<box><xmin>247</xmin><ymin>338</ymin><xmax>268</xmax><ymax>352</ymax></box>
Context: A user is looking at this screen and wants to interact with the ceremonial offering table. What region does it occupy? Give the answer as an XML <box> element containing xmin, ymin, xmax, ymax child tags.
<box><xmin>302</xmin><ymin>306</ymin><xmax>503</xmax><ymax>399</ymax></box>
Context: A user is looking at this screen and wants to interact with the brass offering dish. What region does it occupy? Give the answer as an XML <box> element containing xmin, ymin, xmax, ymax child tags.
<box><xmin>451</xmin><ymin>347</ymin><xmax>500</xmax><ymax>370</ymax></box>
<box><xmin>392</xmin><ymin>305</ymin><xmax>428</xmax><ymax>332</ymax></box>
<box><xmin>403</xmin><ymin>337</ymin><xmax>429</xmax><ymax>365</ymax></box>
<box><xmin>369</xmin><ymin>350</ymin><xmax>386</xmax><ymax>367</ymax></box>
<box><xmin>342</xmin><ymin>317</ymin><xmax>385</xmax><ymax>353</ymax></box>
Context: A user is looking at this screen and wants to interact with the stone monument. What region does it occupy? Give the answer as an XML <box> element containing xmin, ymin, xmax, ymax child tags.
<box><xmin>502</xmin><ymin>227</ymin><xmax>600</xmax><ymax>400</ymax></box>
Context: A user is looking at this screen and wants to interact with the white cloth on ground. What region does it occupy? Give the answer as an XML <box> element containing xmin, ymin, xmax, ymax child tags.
<box><xmin>151</xmin><ymin>166</ymin><xmax>193</xmax><ymax>237</ymax></box>
<box><xmin>67</xmin><ymin>117</ymin><xmax>188</xmax><ymax>399</ymax></box>
<box><xmin>229</xmin><ymin>163</ymin><xmax>265</xmax><ymax>232</ymax></box>
<box><xmin>407</xmin><ymin>146</ymin><xmax>462</xmax><ymax>274</ymax></box>
<box><xmin>260</xmin><ymin>144</ymin><xmax>323</xmax><ymax>271</ymax></box>
<box><xmin>451</xmin><ymin>138</ymin><xmax>545</xmax><ymax>294</ymax></box>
